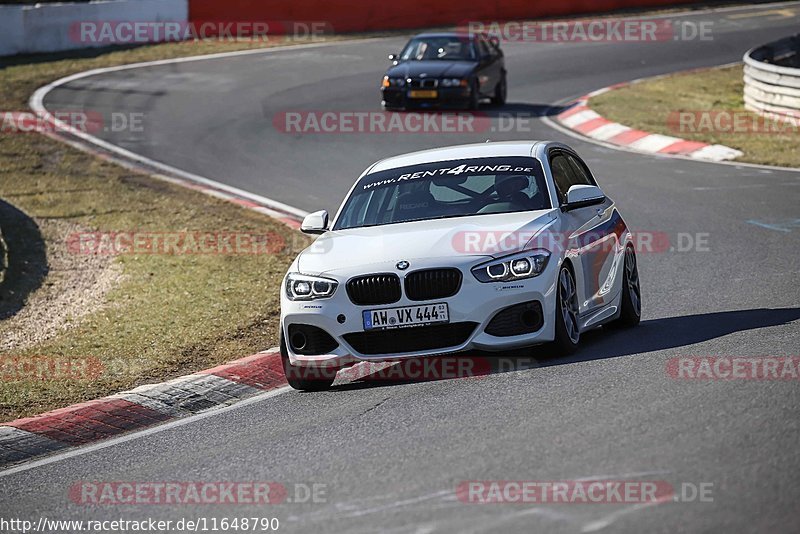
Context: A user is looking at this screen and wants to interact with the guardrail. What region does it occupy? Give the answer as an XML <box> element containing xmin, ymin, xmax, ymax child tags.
<box><xmin>0</xmin><ymin>0</ymin><xmax>187</xmax><ymax>57</ymax></box>
<box><xmin>743</xmin><ymin>34</ymin><xmax>800</xmax><ymax>121</ymax></box>
<box><xmin>189</xmin><ymin>0</ymin><xmax>697</xmax><ymax>35</ymax></box>
<box><xmin>2</xmin><ymin>0</ymin><xmax>700</xmax><ymax>57</ymax></box>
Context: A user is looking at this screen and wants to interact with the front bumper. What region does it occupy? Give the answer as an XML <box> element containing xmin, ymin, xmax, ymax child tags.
<box><xmin>381</xmin><ymin>86</ymin><xmax>473</xmax><ymax>110</ymax></box>
<box><xmin>280</xmin><ymin>262</ymin><xmax>559</xmax><ymax>367</ymax></box>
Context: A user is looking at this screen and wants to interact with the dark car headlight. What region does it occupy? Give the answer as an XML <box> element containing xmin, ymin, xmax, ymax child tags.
<box><xmin>382</xmin><ymin>76</ymin><xmax>406</xmax><ymax>88</ymax></box>
<box><xmin>472</xmin><ymin>250</ymin><xmax>551</xmax><ymax>283</ymax></box>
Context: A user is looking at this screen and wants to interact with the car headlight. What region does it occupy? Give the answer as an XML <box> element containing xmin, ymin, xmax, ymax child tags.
<box><xmin>472</xmin><ymin>250</ymin><xmax>551</xmax><ymax>283</ymax></box>
<box><xmin>440</xmin><ymin>78</ymin><xmax>468</xmax><ymax>87</ymax></box>
<box><xmin>382</xmin><ymin>76</ymin><xmax>406</xmax><ymax>88</ymax></box>
<box><xmin>285</xmin><ymin>273</ymin><xmax>338</xmax><ymax>301</ymax></box>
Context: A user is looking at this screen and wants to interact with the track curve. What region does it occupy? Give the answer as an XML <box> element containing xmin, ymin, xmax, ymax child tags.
<box><xmin>4</xmin><ymin>4</ymin><xmax>800</xmax><ymax>533</ymax></box>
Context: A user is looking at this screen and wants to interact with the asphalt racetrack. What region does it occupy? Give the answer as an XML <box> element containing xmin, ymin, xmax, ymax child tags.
<box><xmin>4</xmin><ymin>3</ymin><xmax>800</xmax><ymax>533</ymax></box>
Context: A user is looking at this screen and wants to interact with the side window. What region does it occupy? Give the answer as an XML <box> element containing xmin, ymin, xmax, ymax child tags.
<box><xmin>484</xmin><ymin>38</ymin><xmax>495</xmax><ymax>57</ymax></box>
<box><xmin>566</xmin><ymin>154</ymin><xmax>595</xmax><ymax>186</ymax></box>
<box><xmin>476</xmin><ymin>38</ymin><xmax>491</xmax><ymax>59</ymax></box>
<box><xmin>339</xmin><ymin>190</ymin><xmax>370</xmax><ymax>228</ymax></box>
<box><xmin>488</xmin><ymin>37</ymin><xmax>502</xmax><ymax>57</ymax></box>
<box><xmin>549</xmin><ymin>154</ymin><xmax>576</xmax><ymax>205</ymax></box>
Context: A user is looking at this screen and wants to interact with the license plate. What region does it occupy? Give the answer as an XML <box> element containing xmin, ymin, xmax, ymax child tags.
<box><xmin>409</xmin><ymin>90</ymin><xmax>438</xmax><ymax>99</ymax></box>
<box><xmin>363</xmin><ymin>303</ymin><xmax>449</xmax><ymax>331</ymax></box>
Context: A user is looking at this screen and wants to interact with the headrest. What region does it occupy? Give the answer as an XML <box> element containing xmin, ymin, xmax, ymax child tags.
<box><xmin>495</xmin><ymin>175</ymin><xmax>528</xmax><ymax>197</ymax></box>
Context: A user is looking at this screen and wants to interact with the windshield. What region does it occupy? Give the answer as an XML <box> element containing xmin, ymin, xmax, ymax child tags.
<box><xmin>333</xmin><ymin>157</ymin><xmax>551</xmax><ymax>230</ymax></box>
<box><xmin>399</xmin><ymin>36</ymin><xmax>476</xmax><ymax>61</ymax></box>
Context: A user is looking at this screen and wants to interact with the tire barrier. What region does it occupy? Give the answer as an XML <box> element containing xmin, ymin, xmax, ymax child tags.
<box><xmin>743</xmin><ymin>34</ymin><xmax>800</xmax><ymax>121</ymax></box>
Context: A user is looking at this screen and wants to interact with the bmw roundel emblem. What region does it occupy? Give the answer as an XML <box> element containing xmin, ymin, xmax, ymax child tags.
<box><xmin>396</xmin><ymin>261</ymin><xmax>410</xmax><ymax>271</ymax></box>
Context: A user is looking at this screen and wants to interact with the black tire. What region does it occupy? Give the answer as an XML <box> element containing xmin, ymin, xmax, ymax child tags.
<box><xmin>609</xmin><ymin>246</ymin><xmax>642</xmax><ymax>328</ymax></box>
<box><xmin>468</xmin><ymin>80</ymin><xmax>480</xmax><ymax>110</ymax></box>
<box><xmin>280</xmin><ymin>333</ymin><xmax>337</xmax><ymax>391</ymax></box>
<box><xmin>552</xmin><ymin>265</ymin><xmax>580</xmax><ymax>355</ymax></box>
<box><xmin>491</xmin><ymin>73</ymin><xmax>507</xmax><ymax>106</ymax></box>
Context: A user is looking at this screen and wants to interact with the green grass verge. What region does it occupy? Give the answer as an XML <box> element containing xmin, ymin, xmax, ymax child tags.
<box><xmin>591</xmin><ymin>65</ymin><xmax>799</xmax><ymax>168</ymax></box>
<box><xmin>0</xmin><ymin>39</ymin><xmax>329</xmax><ymax>421</ymax></box>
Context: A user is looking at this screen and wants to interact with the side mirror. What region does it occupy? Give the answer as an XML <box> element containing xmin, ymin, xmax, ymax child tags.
<box><xmin>301</xmin><ymin>210</ymin><xmax>329</xmax><ymax>235</ymax></box>
<box><xmin>563</xmin><ymin>185</ymin><xmax>605</xmax><ymax>212</ymax></box>
<box><xmin>388</xmin><ymin>53</ymin><xmax>398</xmax><ymax>62</ymax></box>
<box><xmin>488</xmin><ymin>36</ymin><xmax>500</xmax><ymax>48</ymax></box>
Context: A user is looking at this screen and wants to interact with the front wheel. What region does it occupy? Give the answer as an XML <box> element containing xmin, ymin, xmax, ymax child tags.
<box><xmin>280</xmin><ymin>333</ymin><xmax>337</xmax><ymax>391</ymax></box>
<box><xmin>491</xmin><ymin>73</ymin><xmax>507</xmax><ymax>106</ymax></box>
<box><xmin>551</xmin><ymin>265</ymin><xmax>580</xmax><ymax>355</ymax></box>
<box><xmin>610</xmin><ymin>246</ymin><xmax>642</xmax><ymax>328</ymax></box>
<box><xmin>468</xmin><ymin>80</ymin><xmax>480</xmax><ymax>110</ymax></box>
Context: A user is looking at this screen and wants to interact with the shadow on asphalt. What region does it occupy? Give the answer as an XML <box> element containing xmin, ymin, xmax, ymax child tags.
<box><xmin>476</xmin><ymin>102</ymin><xmax>569</xmax><ymax>118</ymax></box>
<box><xmin>400</xmin><ymin>102</ymin><xmax>570</xmax><ymax>117</ymax></box>
<box><xmin>329</xmin><ymin>308</ymin><xmax>800</xmax><ymax>392</ymax></box>
<box><xmin>554</xmin><ymin>307</ymin><xmax>800</xmax><ymax>366</ymax></box>
<box><xmin>0</xmin><ymin>199</ymin><xmax>48</xmax><ymax>320</ymax></box>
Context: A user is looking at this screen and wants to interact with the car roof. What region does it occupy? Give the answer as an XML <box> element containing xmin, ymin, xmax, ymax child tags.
<box><xmin>413</xmin><ymin>32</ymin><xmax>475</xmax><ymax>40</ymax></box>
<box><xmin>368</xmin><ymin>141</ymin><xmax>545</xmax><ymax>174</ymax></box>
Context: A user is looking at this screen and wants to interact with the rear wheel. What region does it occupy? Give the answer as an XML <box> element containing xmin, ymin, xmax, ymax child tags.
<box><xmin>610</xmin><ymin>246</ymin><xmax>642</xmax><ymax>328</ymax></box>
<box><xmin>491</xmin><ymin>73</ymin><xmax>507</xmax><ymax>106</ymax></box>
<box><xmin>280</xmin><ymin>333</ymin><xmax>337</xmax><ymax>391</ymax></box>
<box><xmin>552</xmin><ymin>265</ymin><xmax>580</xmax><ymax>355</ymax></box>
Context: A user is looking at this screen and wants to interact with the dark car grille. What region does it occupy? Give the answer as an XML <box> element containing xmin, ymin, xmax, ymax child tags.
<box><xmin>346</xmin><ymin>274</ymin><xmax>402</xmax><ymax>306</ymax></box>
<box><xmin>404</xmin><ymin>269</ymin><xmax>462</xmax><ymax>301</ymax></box>
<box><xmin>343</xmin><ymin>322</ymin><xmax>478</xmax><ymax>356</ymax></box>
<box><xmin>408</xmin><ymin>78</ymin><xmax>438</xmax><ymax>89</ymax></box>
<box><xmin>485</xmin><ymin>302</ymin><xmax>544</xmax><ymax>337</ymax></box>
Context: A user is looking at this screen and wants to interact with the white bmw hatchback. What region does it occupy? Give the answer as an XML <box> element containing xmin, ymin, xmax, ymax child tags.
<box><xmin>280</xmin><ymin>141</ymin><xmax>641</xmax><ymax>390</ymax></box>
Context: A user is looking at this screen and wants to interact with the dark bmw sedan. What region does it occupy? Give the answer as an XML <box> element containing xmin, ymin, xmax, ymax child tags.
<box><xmin>381</xmin><ymin>32</ymin><xmax>507</xmax><ymax>110</ymax></box>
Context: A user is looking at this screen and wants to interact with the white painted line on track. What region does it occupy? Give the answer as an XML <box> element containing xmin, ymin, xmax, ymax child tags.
<box><xmin>29</xmin><ymin>10</ymin><xmax>800</xmax><ymax>214</ymax></box>
<box><xmin>28</xmin><ymin>38</ymin><xmax>385</xmax><ymax>221</ymax></box>
<box><xmin>11</xmin><ymin>0</ymin><xmax>799</xmax><ymax>478</ymax></box>
<box><xmin>0</xmin><ymin>386</ymin><xmax>293</xmax><ymax>478</ymax></box>
<box><xmin>628</xmin><ymin>134</ymin><xmax>683</xmax><ymax>153</ymax></box>
<box><xmin>561</xmin><ymin>110</ymin><xmax>601</xmax><ymax>128</ymax></box>
<box><xmin>587</xmin><ymin>122</ymin><xmax>630</xmax><ymax>141</ymax></box>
